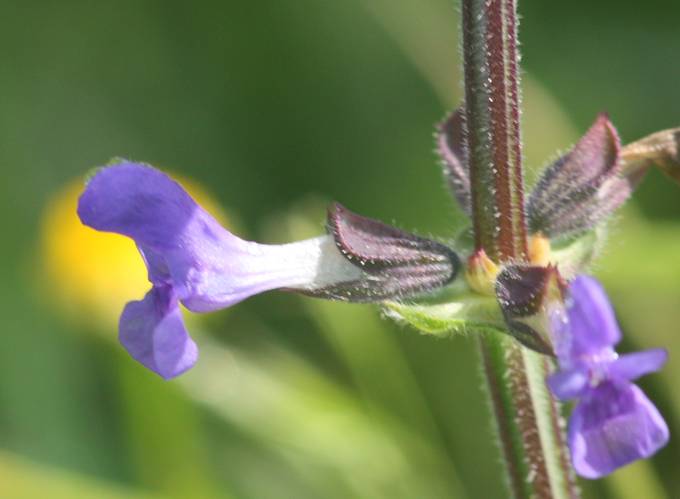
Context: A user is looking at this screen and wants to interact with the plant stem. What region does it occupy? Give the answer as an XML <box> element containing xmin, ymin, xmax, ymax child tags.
<box><xmin>461</xmin><ymin>1</ymin><xmax>578</xmax><ymax>497</ymax></box>
<box><xmin>463</xmin><ymin>0</ymin><xmax>527</xmax><ymax>262</ymax></box>
<box><xmin>479</xmin><ymin>336</ymin><xmax>577</xmax><ymax>498</ymax></box>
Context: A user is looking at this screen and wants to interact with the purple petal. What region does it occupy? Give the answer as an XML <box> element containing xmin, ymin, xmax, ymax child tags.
<box><xmin>568</xmin><ymin>380</ymin><xmax>669</xmax><ymax>479</ymax></box>
<box><xmin>547</xmin><ymin>366</ymin><xmax>589</xmax><ymax>400</ymax></box>
<box><xmin>609</xmin><ymin>349</ymin><xmax>668</xmax><ymax>382</ymax></box>
<box><xmin>119</xmin><ymin>285</ymin><xmax>198</xmax><ymax>379</ymax></box>
<box><xmin>177</xmin><ymin>234</ymin><xmax>366</xmax><ymax>311</ymax></box>
<box><xmin>556</xmin><ymin>276</ymin><xmax>621</xmax><ymax>362</ymax></box>
<box><xmin>78</xmin><ymin>162</ymin><xmax>203</xmax><ymax>250</ymax></box>
<box><xmin>437</xmin><ymin>107</ymin><xmax>471</xmax><ymax>215</ymax></box>
<box><xmin>138</xmin><ymin>245</ymin><xmax>172</xmax><ymax>285</ymax></box>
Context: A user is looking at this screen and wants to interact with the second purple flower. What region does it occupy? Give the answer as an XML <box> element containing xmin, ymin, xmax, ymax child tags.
<box><xmin>547</xmin><ymin>276</ymin><xmax>669</xmax><ymax>478</ymax></box>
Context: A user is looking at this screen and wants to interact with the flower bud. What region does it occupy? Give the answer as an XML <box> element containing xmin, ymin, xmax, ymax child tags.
<box><xmin>465</xmin><ymin>249</ymin><xmax>499</xmax><ymax>296</ymax></box>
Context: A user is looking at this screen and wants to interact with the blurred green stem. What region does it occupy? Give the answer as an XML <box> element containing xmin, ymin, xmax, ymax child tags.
<box><xmin>461</xmin><ymin>0</ymin><xmax>577</xmax><ymax>497</ymax></box>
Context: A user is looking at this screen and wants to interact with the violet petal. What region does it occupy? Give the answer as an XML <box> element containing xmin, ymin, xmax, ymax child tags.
<box><xmin>557</xmin><ymin>275</ymin><xmax>621</xmax><ymax>361</ymax></box>
<box><xmin>568</xmin><ymin>381</ymin><xmax>669</xmax><ymax>479</ymax></box>
<box><xmin>119</xmin><ymin>285</ymin><xmax>198</xmax><ymax>380</ymax></box>
<box><xmin>609</xmin><ymin>349</ymin><xmax>668</xmax><ymax>382</ymax></box>
<box><xmin>78</xmin><ymin>162</ymin><xmax>203</xmax><ymax>250</ymax></box>
<box><xmin>546</xmin><ymin>367</ymin><xmax>589</xmax><ymax>400</ymax></box>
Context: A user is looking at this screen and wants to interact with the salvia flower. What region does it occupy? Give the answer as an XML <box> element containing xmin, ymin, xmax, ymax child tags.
<box><xmin>77</xmin><ymin>161</ymin><xmax>460</xmax><ymax>378</ymax></box>
<box><xmin>547</xmin><ymin>275</ymin><xmax>669</xmax><ymax>478</ymax></box>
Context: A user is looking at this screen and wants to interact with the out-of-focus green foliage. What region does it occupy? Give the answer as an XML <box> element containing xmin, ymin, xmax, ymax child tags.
<box><xmin>1</xmin><ymin>1</ymin><xmax>679</xmax><ymax>498</ymax></box>
<box><xmin>0</xmin><ymin>451</ymin><xmax>164</xmax><ymax>499</ymax></box>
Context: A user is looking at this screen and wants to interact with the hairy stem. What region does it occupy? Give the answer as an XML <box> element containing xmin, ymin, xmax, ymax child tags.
<box><xmin>463</xmin><ymin>0</ymin><xmax>527</xmax><ymax>261</ymax></box>
<box><xmin>462</xmin><ymin>0</ymin><xmax>578</xmax><ymax>497</ymax></box>
<box><xmin>479</xmin><ymin>336</ymin><xmax>577</xmax><ymax>498</ymax></box>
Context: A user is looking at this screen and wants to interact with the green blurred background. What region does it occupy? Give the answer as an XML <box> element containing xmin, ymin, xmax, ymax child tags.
<box><xmin>1</xmin><ymin>1</ymin><xmax>679</xmax><ymax>498</ymax></box>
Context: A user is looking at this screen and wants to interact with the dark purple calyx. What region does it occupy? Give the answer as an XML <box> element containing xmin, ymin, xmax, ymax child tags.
<box><xmin>495</xmin><ymin>264</ymin><xmax>566</xmax><ymax>355</ymax></box>
<box><xmin>527</xmin><ymin>114</ymin><xmax>632</xmax><ymax>239</ymax></box>
<box><xmin>437</xmin><ymin>106</ymin><xmax>471</xmax><ymax>216</ymax></box>
<box><xmin>316</xmin><ymin>203</ymin><xmax>460</xmax><ymax>301</ymax></box>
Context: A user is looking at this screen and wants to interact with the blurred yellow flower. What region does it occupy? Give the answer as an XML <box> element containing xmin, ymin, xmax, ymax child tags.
<box><xmin>40</xmin><ymin>172</ymin><xmax>230</xmax><ymax>329</ymax></box>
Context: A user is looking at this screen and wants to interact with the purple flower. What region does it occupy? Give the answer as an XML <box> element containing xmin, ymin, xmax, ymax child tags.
<box><xmin>78</xmin><ymin>161</ymin><xmax>459</xmax><ymax>379</ymax></box>
<box><xmin>547</xmin><ymin>275</ymin><xmax>669</xmax><ymax>478</ymax></box>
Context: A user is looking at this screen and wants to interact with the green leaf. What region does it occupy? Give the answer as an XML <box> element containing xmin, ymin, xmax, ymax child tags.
<box><xmin>384</xmin><ymin>293</ymin><xmax>505</xmax><ymax>337</ymax></box>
